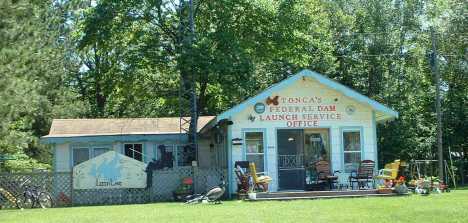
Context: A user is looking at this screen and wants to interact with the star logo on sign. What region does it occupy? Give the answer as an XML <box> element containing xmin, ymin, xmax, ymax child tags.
<box><xmin>334</xmin><ymin>98</ymin><xmax>338</xmax><ymax>102</ymax></box>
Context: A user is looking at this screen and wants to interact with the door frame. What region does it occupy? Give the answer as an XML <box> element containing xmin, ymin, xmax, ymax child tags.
<box><xmin>304</xmin><ymin>128</ymin><xmax>331</xmax><ymax>166</ymax></box>
<box><xmin>275</xmin><ymin>127</ymin><xmax>332</xmax><ymax>190</ymax></box>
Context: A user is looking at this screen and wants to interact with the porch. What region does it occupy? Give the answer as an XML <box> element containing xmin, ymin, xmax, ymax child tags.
<box><xmin>245</xmin><ymin>189</ymin><xmax>400</xmax><ymax>201</ymax></box>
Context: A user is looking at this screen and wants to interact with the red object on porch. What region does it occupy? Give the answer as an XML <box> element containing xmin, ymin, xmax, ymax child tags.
<box><xmin>183</xmin><ymin>178</ymin><xmax>193</xmax><ymax>184</ymax></box>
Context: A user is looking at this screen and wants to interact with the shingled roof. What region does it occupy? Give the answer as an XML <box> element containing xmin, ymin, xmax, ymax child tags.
<box><xmin>42</xmin><ymin>116</ymin><xmax>216</xmax><ymax>138</ymax></box>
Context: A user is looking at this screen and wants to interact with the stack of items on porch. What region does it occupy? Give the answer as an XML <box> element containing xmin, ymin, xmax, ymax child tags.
<box><xmin>234</xmin><ymin>161</ymin><xmax>272</xmax><ymax>194</ymax></box>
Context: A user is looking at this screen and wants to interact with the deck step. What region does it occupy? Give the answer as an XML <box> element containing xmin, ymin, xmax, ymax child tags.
<box><xmin>246</xmin><ymin>193</ymin><xmax>396</xmax><ymax>201</ymax></box>
<box><xmin>256</xmin><ymin>190</ymin><xmax>379</xmax><ymax>198</ymax></box>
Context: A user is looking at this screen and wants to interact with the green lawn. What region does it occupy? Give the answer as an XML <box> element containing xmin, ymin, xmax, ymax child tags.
<box><xmin>2</xmin><ymin>190</ymin><xmax>468</xmax><ymax>223</ymax></box>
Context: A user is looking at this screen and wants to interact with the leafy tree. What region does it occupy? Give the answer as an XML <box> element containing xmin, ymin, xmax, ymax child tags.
<box><xmin>0</xmin><ymin>0</ymin><xmax>89</xmax><ymax>171</ymax></box>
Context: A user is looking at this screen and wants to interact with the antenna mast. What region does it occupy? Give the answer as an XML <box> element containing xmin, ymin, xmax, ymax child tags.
<box><xmin>178</xmin><ymin>0</ymin><xmax>198</xmax><ymax>165</ymax></box>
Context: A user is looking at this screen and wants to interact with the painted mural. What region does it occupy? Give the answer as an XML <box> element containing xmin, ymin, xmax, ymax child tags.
<box><xmin>73</xmin><ymin>151</ymin><xmax>147</xmax><ymax>189</ymax></box>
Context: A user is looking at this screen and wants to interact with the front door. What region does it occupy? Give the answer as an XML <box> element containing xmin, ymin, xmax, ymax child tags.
<box><xmin>277</xmin><ymin>129</ymin><xmax>305</xmax><ymax>190</ymax></box>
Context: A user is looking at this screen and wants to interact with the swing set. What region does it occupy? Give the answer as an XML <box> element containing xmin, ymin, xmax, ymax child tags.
<box><xmin>408</xmin><ymin>159</ymin><xmax>457</xmax><ymax>189</ymax></box>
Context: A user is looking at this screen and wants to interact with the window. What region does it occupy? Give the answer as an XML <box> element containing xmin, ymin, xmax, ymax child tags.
<box><xmin>155</xmin><ymin>145</ymin><xmax>174</xmax><ymax>162</ymax></box>
<box><xmin>124</xmin><ymin>144</ymin><xmax>143</xmax><ymax>162</ymax></box>
<box><xmin>154</xmin><ymin>144</ymin><xmax>174</xmax><ymax>167</ymax></box>
<box><xmin>73</xmin><ymin>148</ymin><xmax>90</xmax><ymax>167</ymax></box>
<box><xmin>245</xmin><ymin>132</ymin><xmax>265</xmax><ymax>172</ymax></box>
<box><xmin>343</xmin><ymin>130</ymin><xmax>362</xmax><ymax>173</ymax></box>
<box><xmin>93</xmin><ymin>148</ymin><xmax>110</xmax><ymax>157</ymax></box>
<box><xmin>177</xmin><ymin>145</ymin><xmax>195</xmax><ymax>166</ymax></box>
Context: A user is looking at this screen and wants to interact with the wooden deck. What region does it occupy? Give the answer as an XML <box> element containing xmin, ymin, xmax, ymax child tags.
<box><xmin>245</xmin><ymin>190</ymin><xmax>404</xmax><ymax>201</ymax></box>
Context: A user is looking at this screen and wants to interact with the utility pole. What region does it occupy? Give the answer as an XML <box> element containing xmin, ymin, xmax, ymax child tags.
<box><xmin>431</xmin><ymin>26</ymin><xmax>443</xmax><ymax>182</ymax></box>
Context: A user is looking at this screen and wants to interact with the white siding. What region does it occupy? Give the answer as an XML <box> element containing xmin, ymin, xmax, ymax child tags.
<box><xmin>229</xmin><ymin>76</ymin><xmax>376</xmax><ymax>192</ymax></box>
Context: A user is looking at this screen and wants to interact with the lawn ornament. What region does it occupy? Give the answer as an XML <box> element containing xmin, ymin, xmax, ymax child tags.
<box><xmin>184</xmin><ymin>181</ymin><xmax>226</xmax><ymax>204</ymax></box>
<box><xmin>420</xmin><ymin>180</ymin><xmax>431</xmax><ymax>195</ymax></box>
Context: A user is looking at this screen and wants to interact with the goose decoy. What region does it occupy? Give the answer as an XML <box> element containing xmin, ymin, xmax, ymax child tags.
<box><xmin>203</xmin><ymin>181</ymin><xmax>226</xmax><ymax>204</ymax></box>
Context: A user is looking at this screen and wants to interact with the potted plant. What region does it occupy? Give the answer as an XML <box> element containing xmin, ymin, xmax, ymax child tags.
<box><xmin>173</xmin><ymin>178</ymin><xmax>195</xmax><ymax>202</ymax></box>
<box><xmin>394</xmin><ymin>176</ymin><xmax>408</xmax><ymax>195</ymax></box>
<box><xmin>377</xmin><ymin>180</ymin><xmax>392</xmax><ymax>194</ymax></box>
<box><xmin>247</xmin><ymin>189</ymin><xmax>257</xmax><ymax>200</ymax></box>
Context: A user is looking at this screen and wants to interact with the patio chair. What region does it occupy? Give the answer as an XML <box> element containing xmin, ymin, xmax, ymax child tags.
<box><xmin>337</xmin><ymin>172</ymin><xmax>350</xmax><ymax>190</ymax></box>
<box><xmin>234</xmin><ymin>165</ymin><xmax>251</xmax><ymax>194</ymax></box>
<box><xmin>375</xmin><ymin>159</ymin><xmax>400</xmax><ymax>180</ymax></box>
<box><xmin>315</xmin><ymin>161</ymin><xmax>340</xmax><ymax>189</ymax></box>
<box><xmin>249</xmin><ymin>163</ymin><xmax>272</xmax><ymax>192</ymax></box>
<box><xmin>350</xmin><ymin>160</ymin><xmax>375</xmax><ymax>189</ymax></box>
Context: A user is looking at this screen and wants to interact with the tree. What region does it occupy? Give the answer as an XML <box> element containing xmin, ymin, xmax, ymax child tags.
<box><xmin>0</xmin><ymin>0</ymin><xmax>89</xmax><ymax>171</ymax></box>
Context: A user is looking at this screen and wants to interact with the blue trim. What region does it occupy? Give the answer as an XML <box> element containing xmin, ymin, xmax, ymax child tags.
<box><xmin>69</xmin><ymin>144</ymin><xmax>113</xmax><ymax>170</ymax></box>
<box><xmin>53</xmin><ymin>144</ymin><xmax>57</xmax><ymax>172</ymax></box>
<box><xmin>241</xmin><ymin>128</ymin><xmax>268</xmax><ymax>172</ymax></box>
<box><xmin>41</xmin><ymin>134</ymin><xmax>186</xmax><ymax>144</ymax></box>
<box><xmin>227</xmin><ymin>117</ymin><xmax>233</xmax><ymax>197</ymax></box>
<box><xmin>144</xmin><ymin>141</ymin><xmax>147</xmax><ymax>163</ymax></box>
<box><xmin>217</xmin><ymin>69</ymin><xmax>398</xmax><ymax>122</ymax></box>
<box><xmin>340</xmin><ymin>126</ymin><xmax>364</xmax><ymax>173</ymax></box>
<box><xmin>373</xmin><ymin>111</ymin><xmax>378</xmax><ymax>169</ymax></box>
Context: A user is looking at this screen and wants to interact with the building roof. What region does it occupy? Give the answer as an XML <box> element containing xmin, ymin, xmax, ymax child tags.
<box><xmin>217</xmin><ymin>69</ymin><xmax>398</xmax><ymax>123</ymax></box>
<box><xmin>42</xmin><ymin>116</ymin><xmax>216</xmax><ymax>138</ymax></box>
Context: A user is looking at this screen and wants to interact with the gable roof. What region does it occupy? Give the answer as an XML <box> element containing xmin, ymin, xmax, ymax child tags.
<box><xmin>42</xmin><ymin>116</ymin><xmax>216</xmax><ymax>140</ymax></box>
<box><xmin>217</xmin><ymin>69</ymin><xmax>398</xmax><ymax>123</ymax></box>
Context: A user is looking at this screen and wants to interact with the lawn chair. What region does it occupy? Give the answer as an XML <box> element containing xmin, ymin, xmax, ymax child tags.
<box><xmin>315</xmin><ymin>161</ymin><xmax>340</xmax><ymax>190</ymax></box>
<box><xmin>249</xmin><ymin>163</ymin><xmax>272</xmax><ymax>192</ymax></box>
<box><xmin>375</xmin><ymin>160</ymin><xmax>400</xmax><ymax>180</ymax></box>
<box><xmin>350</xmin><ymin>160</ymin><xmax>375</xmax><ymax>189</ymax></box>
<box><xmin>234</xmin><ymin>165</ymin><xmax>250</xmax><ymax>194</ymax></box>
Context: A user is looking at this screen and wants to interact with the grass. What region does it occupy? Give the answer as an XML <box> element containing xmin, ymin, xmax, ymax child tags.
<box><xmin>1</xmin><ymin>190</ymin><xmax>468</xmax><ymax>223</ymax></box>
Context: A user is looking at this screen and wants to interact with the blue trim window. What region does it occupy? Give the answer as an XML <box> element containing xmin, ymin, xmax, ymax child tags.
<box><xmin>124</xmin><ymin>143</ymin><xmax>143</xmax><ymax>162</ymax></box>
<box><xmin>342</xmin><ymin>129</ymin><xmax>363</xmax><ymax>173</ymax></box>
<box><xmin>72</xmin><ymin>148</ymin><xmax>90</xmax><ymax>167</ymax></box>
<box><xmin>245</xmin><ymin>132</ymin><xmax>265</xmax><ymax>172</ymax></box>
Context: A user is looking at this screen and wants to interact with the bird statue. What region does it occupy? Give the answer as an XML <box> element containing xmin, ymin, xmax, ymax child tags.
<box><xmin>184</xmin><ymin>181</ymin><xmax>227</xmax><ymax>204</ymax></box>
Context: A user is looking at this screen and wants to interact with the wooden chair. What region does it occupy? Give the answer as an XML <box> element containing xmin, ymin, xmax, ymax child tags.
<box><xmin>315</xmin><ymin>161</ymin><xmax>340</xmax><ymax>189</ymax></box>
<box><xmin>249</xmin><ymin>163</ymin><xmax>272</xmax><ymax>192</ymax></box>
<box><xmin>375</xmin><ymin>160</ymin><xmax>400</xmax><ymax>180</ymax></box>
<box><xmin>350</xmin><ymin>160</ymin><xmax>375</xmax><ymax>189</ymax></box>
<box><xmin>234</xmin><ymin>165</ymin><xmax>250</xmax><ymax>194</ymax></box>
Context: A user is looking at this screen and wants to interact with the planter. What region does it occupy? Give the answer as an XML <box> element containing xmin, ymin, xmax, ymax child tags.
<box><xmin>378</xmin><ymin>189</ymin><xmax>393</xmax><ymax>194</ymax></box>
<box><xmin>248</xmin><ymin>193</ymin><xmax>257</xmax><ymax>200</ymax></box>
<box><xmin>394</xmin><ymin>184</ymin><xmax>408</xmax><ymax>195</ymax></box>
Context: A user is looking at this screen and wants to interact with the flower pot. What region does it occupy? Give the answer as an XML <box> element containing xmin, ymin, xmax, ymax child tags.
<box><xmin>394</xmin><ymin>184</ymin><xmax>407</xmax><ymax>194</ymax></box>
<box><xmin>378</xmin><ymin>189</ymin><xmax>392</xmax><ymax>194</ymax></box>
<box><xmin>248</xmin><ymin>193</ymin><xmax>257</xmax><ymax>200</ymax></box>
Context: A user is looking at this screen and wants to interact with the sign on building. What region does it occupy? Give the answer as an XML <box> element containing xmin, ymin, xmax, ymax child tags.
<box><xmin>73</xmin><ymin>151</ymin><xmax>147</xmax><ymax>189</ymax></box>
